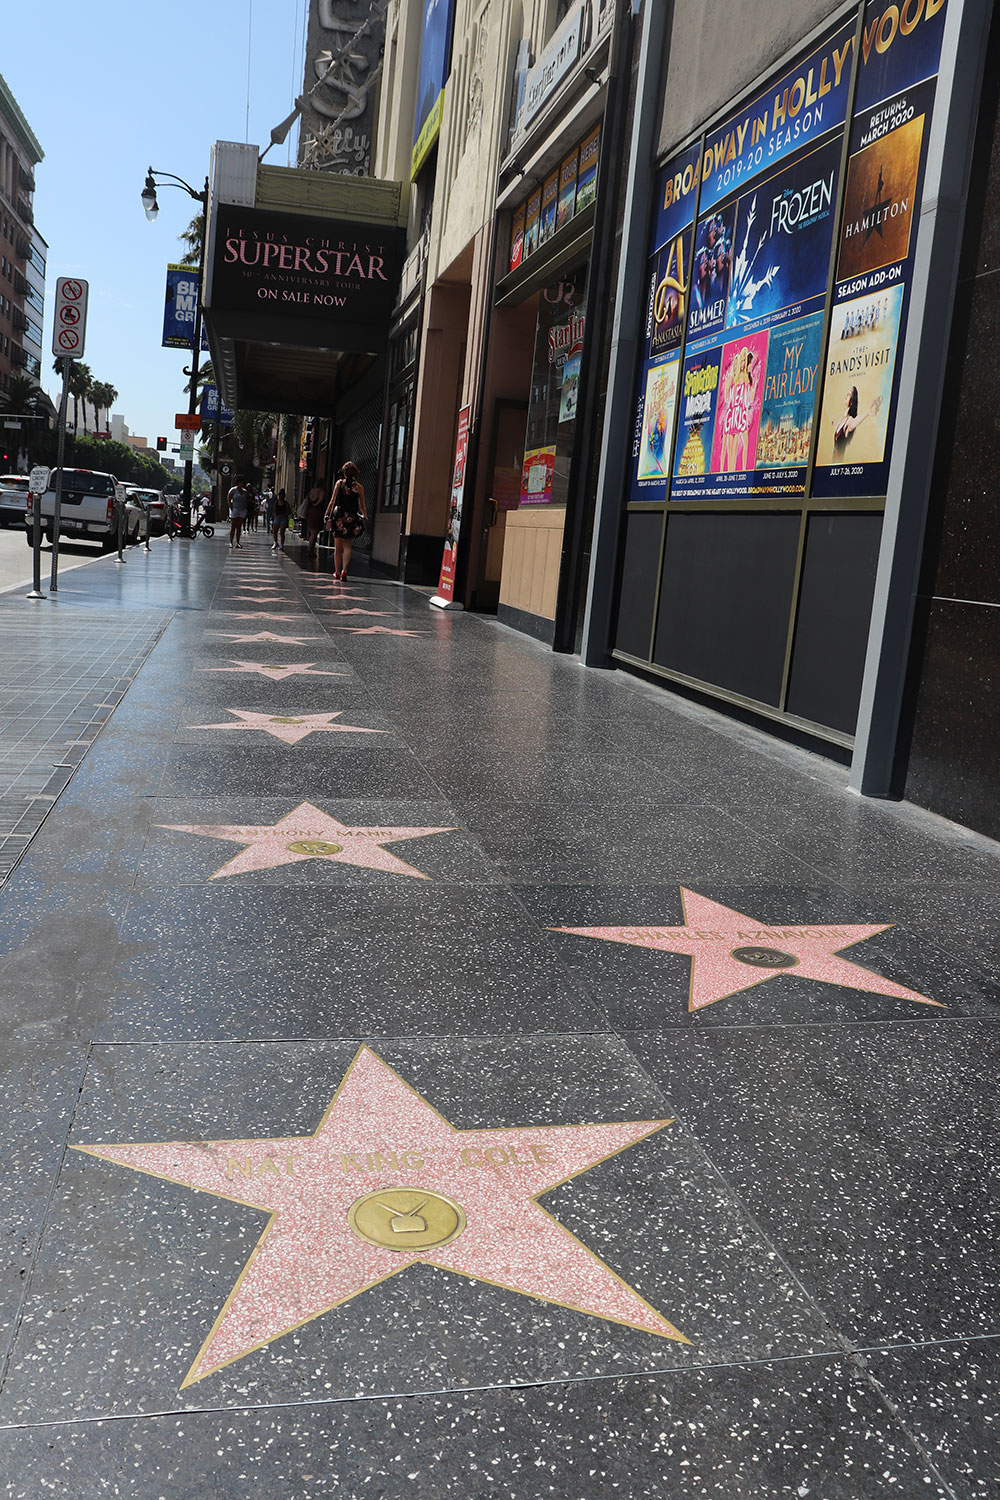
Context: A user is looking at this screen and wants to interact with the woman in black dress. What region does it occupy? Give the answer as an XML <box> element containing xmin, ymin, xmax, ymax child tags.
<box><xmin>325</xmin><ymin>461</ymin><xmax>368</xmax><ymax>581</ymax></box>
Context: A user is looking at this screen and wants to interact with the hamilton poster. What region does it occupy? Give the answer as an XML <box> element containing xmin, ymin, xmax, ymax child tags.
<box><xmin>813</xmin><ymin>0</ymin><xmax>948</xmax><ymax>498</ymax></box>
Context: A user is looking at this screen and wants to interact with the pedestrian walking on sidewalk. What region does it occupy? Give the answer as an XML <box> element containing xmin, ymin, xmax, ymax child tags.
<box><xmin>305</xmin><ymin>484</ymin><xmax>326</xmax><ymax>558</ymax></box>
<box><xmin>228</xmin><ymin>476</ymin><xmax>250</xmax><ymax>548</ymax></box>
<box><xmin>326</xmin><ymin>462</ymin><xmax>367</xmax><ymax>581</ymax></box>
<box><xmin>271</xmin><ymin>488</ymin><xmax>290</xmax><ymax>551</ymax></box>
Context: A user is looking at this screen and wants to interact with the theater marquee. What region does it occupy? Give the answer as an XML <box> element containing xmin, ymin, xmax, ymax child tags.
<box><xmin>210</xmin><ymin>205</ymin><xmax>403</xmax><ymax>328</ymax></box>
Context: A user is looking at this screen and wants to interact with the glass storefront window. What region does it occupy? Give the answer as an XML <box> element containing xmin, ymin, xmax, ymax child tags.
<box><xmin>519</xmin><ymin>264</ymin><xmax>589</xmax><ymax>507</ymax></box>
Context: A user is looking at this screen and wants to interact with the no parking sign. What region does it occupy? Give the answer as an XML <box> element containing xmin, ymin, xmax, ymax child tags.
<box><xmin>52</xmin><ymin>277</ymin><xmax>89</xmax><ymax>358</ymax></box>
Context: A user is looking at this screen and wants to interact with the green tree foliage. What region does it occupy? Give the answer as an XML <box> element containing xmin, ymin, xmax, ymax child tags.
<box><xmin>24</xmin><ymin>428</ymin><xmax>175</xmax><ymax>489</ymax></box>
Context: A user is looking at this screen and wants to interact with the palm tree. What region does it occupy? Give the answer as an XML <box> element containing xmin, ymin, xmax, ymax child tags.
<box><xmin>179</xmin><ymin>213</ymin><xmax>204</xmax><ymax>267</ymax></box>
<box><xmin>90</xmin><ymin>381</ymin><xmax>118</xmax><ymax>435</ymax></box>
<box><xmin>64</xmin><ymin>361</ymin><xmax>92</xmax><ymax>436</ymax></box>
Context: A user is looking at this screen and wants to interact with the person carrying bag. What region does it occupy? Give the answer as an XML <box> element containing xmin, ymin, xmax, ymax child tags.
<box><xmin>325</xmin><ymin>461</ymin><xmax>367</xmax><ymax>581</ymax></box>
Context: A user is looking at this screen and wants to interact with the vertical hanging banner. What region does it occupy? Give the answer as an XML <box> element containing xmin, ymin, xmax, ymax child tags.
<box><xmin>412</xmin><ymin>0</ymin><xmax>457</xmax><ymax>179</ymax></box>
<box><xmin>162</xmin><ymin>264</ymin><xmax>201</xmax><ymax>349</ymax></box>
<box><xmin>812</xmin><ymin>0</ymin><xmax>948</xmax><ymax>498</ymax></box>
<box><xmin>200</xmin><ymin>385</ymin><xmax>235</xmax><ymax>427</ymax></box>
<box><xmin>431</xmin><ymin>404</ymin><xmax>470</xmax><ymax>609</ymax></box>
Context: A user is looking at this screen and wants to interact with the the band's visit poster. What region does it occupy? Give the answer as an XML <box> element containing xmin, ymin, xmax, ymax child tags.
<box><xmin>813</xmin><ymin>0</ymin><xmax>947</xmax><ymax>498</ymax></box>
<box><xmin>626</xmin><ymin>0</ymin><xmax>950</xmax><ymax>508</ymax></box>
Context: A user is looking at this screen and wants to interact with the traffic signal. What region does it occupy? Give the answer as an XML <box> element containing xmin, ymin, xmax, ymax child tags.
<box><xmin>156</xmin><ymin>436</ymin><xmax>167</xmax><ymax>451</ymax></box>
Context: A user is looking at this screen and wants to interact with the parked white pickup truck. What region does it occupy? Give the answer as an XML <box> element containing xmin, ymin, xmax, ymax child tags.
<box><xmin>26</xmin><ymin>468</ymin><xmax>140</xmax><ymax>551</ymax></box>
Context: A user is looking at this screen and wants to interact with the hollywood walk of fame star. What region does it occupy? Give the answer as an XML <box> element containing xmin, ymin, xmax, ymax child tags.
<box><xmin>159</xmin><ymin>802</ymin><xmax>456</xmax><ymax>879</ymax></box>
<box><xmin>209</xmin><ymin>631</ymin><xmax>321</xmax><ymax>645</ymax></box>
<box><xmin>218</xmin><ymin>612</ymin><xmax>306</xmax><ymax>622</ymax></box>
<box><xmin>333</xmin><ymin>625</ymin><xmax>428</xmax><ymax>636</ymax></box>
<box><xmin>73</xmin><ymin>1046</ymin><xmax>685</xmax><ymax>1387</ymax></box>
<box><xmin>325</xmin><ymin>608</ymin><xmax>391</xmax><ymax>617</ymax></box>
<box><xmin>199</xmin><ymin>660</ymin><xmax>347</xmax><ymax>682</ymax></box>
<box><xmin>553</xmin><ymin>889</ymin><xmax>942</xmax><ymax>1012</ymax></box>
<box><xmin>190</xmin><ymin>709</ymin><xmax>386</xmax><ymax>746</ymax></box>
<box><xmin>226</xmin><ymin>596</ymin><xmax>291</xmax><ymax>605</ymax></box>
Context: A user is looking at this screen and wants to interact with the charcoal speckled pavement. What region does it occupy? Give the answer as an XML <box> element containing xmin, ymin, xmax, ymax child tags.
<box><xmin>0</xmin><ymin>534</ymin><xmax>998</xmax><ymax>1498</ymax></box>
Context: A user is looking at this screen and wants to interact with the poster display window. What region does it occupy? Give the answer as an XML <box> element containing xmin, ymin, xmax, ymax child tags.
<box><xmin>626</xmin><ymin>0</ymin><xmax>949</xmax><ymax>508</ymax></box>
<box><xmin>519</xmin><ymin>267</ymin><xmax>589</xmax><ymax>507</ymax></box>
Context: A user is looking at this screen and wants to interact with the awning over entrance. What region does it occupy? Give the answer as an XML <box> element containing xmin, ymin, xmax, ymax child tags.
<box><xmin>203</xmin><ymin>145</ymin><xmax>407</xmax><ymax>417</ymax></box>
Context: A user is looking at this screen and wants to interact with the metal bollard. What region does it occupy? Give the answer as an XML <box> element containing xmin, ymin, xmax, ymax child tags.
<box><xmin>115</xmin><ymin>501</ymin><xmax>126</xmax><ymax>564</ymax></box>
<box><xmin>144</xmin><ymin>502</ymin><xmax>151</xmax><ymax>552</ymax></box>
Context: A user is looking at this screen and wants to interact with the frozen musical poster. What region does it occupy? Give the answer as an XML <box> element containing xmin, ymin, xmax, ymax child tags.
<box><xmin>710</xmin><ymin>331</ymin><xmax>769</xmax><ymax>483</ymax></box>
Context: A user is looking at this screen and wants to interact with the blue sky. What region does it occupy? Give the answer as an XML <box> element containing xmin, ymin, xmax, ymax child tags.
<box><xmin>3</xmin><ymin>0</ymin><xmax>306</xmax><ymax>445</ymax></box>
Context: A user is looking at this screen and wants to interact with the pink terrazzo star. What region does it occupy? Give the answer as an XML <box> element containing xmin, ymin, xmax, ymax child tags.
<box><xmin>226</xmin><ymin>591</ymin><xmax>289</xmax><ymax>603</ymax></box>
<box><xmin>159</xmin><ymin>801</ymin><xmax>456</xmax><ymax>879</ymax></box>
<box><xmin>190</xmin><ymin>709</ymin><xmax>386</xmax><ymax>745</ymax></box>
<box><xmin>219</xmin><ymin>612</ymin><xmax>305</xmax><ymax>621</ymax></box>
<box><xmin>333</xmin><ymin>625</ymin><xmax>428</xmax><ymax>636</ymax></box>
<box><xmin>325</xmin><ymin>608</ymin><xmax>391</xmax><ymax>616</ymax></box>
<box><xmin>199</xmin><ymin>660</ymin><xmax>346</xmax><ymax>682</ymax></box>
<box><xmin>208</xmin><ymin>632</ymin><xmax>321</xmax><ymax>645</ymax></box>
<box><xmin>554</xmin><ymin>888</ymin><xmax>942</xmax><ymax>1012</ymax></box>
<box><xmin>73</xmin><ymin>1046</ymin><xmax>684</xmax><ymax>1388</ymax></box>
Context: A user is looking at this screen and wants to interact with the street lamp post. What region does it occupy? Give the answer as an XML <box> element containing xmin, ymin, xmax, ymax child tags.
<box><xmin>140</xmin><ymin>168</ymin><xmax>208</xmax><ymax>517</ymax></box>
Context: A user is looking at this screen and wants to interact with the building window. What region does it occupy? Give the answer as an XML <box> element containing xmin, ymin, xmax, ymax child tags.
<box><xmin>28</xmin><ymin>244</ymin><xmax>45</xmax><ymax>276</ymax></box>
<box><xmin>380</xmin><ymin>393</ymin><xmax>412</xmax><ymax>513</ymax></box>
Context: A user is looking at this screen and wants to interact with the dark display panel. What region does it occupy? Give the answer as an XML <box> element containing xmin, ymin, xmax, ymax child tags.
<box><xmin>614</xmin><ymin>511</ymin><xmax>664</xmax><ymax>659</ymax></box>
<box><xmin>653</xmin><ymin>513</ymin><xmax>800</xmax><ymax>705</ymax></box>
<box><xmin>784</xmin><ymin>512</ymin><xmax>883</xmax><ymax>733</ymax></box>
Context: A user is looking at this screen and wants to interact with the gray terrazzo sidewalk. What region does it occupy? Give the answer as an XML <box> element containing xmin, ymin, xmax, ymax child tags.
<box><xmin>0</xmin><ymin>531</ymin><xmax>998</xmax><ymax>1499</ymax></box>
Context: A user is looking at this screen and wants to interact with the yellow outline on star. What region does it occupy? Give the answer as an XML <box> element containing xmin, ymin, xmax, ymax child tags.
<box><xmin>72</xmin><ymin>1046</ymin><xmax>687</xmax><ymax>1388</ymax></box>
<box><xmin>158</xmin><ymin>801</ymin><xmax>457</xmax><ymax>879</ymax></box>
<box><xmin>554</xmin><ymin>887</ymin><xmax>943</xmax><ymax>1012</ymax></box>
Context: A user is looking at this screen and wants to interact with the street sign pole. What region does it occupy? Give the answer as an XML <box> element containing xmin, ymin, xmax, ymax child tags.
<box><xmin>49</xmin><ymin>277</ymin><xmax>89</xmax><ymax>594</ymax></box>
<box><xmin>49</xmin><ymin>358</ymin><xmax>71</xmax><ymax>593</ymax></box>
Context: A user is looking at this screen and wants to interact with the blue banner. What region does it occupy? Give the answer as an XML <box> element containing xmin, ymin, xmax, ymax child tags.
<box><xmin>162</xmin><ymin>264</ymin><xmax>201</xmax><ymax>350</ymax></box>
<box><xmin>200</xmin><ymin>385</ymin><xmax>235</xmax><ymax>426</ymax></box>
<box><xmin>411</xmin><ymin>0</ymin><xmax>456</xmax><ymax>178</ymax></box>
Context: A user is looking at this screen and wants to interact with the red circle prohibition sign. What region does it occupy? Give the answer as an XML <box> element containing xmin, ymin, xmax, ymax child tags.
<box><xmin>59</xmin><ymin>304</ymin><xmax>81</xmax><ymax>325</ymax></box>
<box><xmin>61</xmin><ymin>279</ymin><xmax>84</xmax><ymax>301</ymax></box>
<box><xmin>57</xmin><ymin>329</ymin><xmax>81</xmax><ymax>350</ymax></box>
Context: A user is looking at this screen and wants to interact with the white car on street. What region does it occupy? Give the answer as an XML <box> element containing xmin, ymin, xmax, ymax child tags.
<box><xmin>124</xmin><ymin>486</ymin><xmax>168</xmax><ymax>537</ymax></box>
<box><xmin>0</xmin><ymin>474</ymin><xmax>30</xmax><ymax>526</ymax></box>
